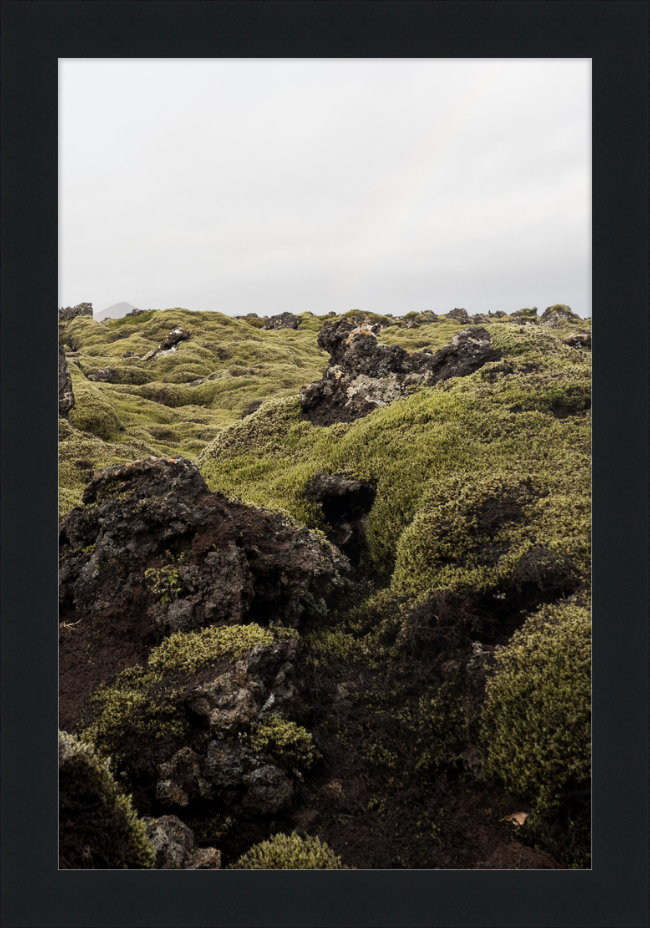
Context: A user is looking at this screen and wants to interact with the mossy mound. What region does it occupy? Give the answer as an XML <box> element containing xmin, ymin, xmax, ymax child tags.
<box><xmin>58</xmin><ymin>308</ymin><xmax>333</xmax><ymax>516</ymax></box>
<box><xmin>198</xmin><ymin>323</ymin><xmax>590</xmax><ymax>604</ymax></box>
<box><xmin>58</xmin><ymin>418</ymin><xmax>158</xmax><ymax>517</ymax></box>
<box><xmin>480</xmin><ymin>600</ymin><xmax>591</xmax><ymax>817</ymax></box>
<box><xmin>80</xmin><ymin>623</ymin><xmax>277</xmax><ymax>769</ymax></box>
<box><xmin>59</xmin><ymin>731</ymin><xmax>155</xmax><ymax>869</ymax></box>
<box><xmin>230</xmin><ymin>832</ymin><xmax>346</xmax><ymax>869</ymax></box>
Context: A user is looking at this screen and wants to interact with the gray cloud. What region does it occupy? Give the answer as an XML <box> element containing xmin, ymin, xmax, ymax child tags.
<box><xmin>60</xmin><ymin>59</ymin><xmax>591</xmax><ymax>317</ymax></box>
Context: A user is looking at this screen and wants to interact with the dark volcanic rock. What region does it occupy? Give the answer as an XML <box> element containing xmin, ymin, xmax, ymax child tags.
<box><xmin>59</xmin><ymin>343</ymin><xmax>75</xmax><ymax>418</ymax></box>
<box><xmin>447</xmin><ymin>308</ymin><xmax>470</xmax><ymax>324</ymax></box>
<box><xmin>161</xmin><ymin>326</ymin><xmax>192</xmax><ymax>350</ymax></box>
<box><xmin>59</xmin><ymin>456</ymin><xmax>349</xmax><ymax>731</ymax></box>
<box><xmin>59</xmin><ymin>302</ymin><xmax>93</xmax><ymax>322</ymax></box>
<box><xmin>262</xmin><ymin>312</ymin><xmax>299</xmax><ymax>330</ymax></box>
<box><xmin>143</xmin><ymin>814</ymin><xmax>221</xmax><ymax>868</ymax></box>
<box><xmin>301</xmin><ymin>317</ymin><xmax>500</xmax><ymax>426</ymax></box>
<box><xmin>305</xmin><ymin>472</ymin><xmax>377</xmax><ymax>565</ymax></box>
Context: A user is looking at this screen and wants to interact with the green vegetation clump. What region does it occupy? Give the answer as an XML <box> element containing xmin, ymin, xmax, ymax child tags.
<box><xmin>249</xmin><ymin>714</ymin><xmax>317</xmax><ymax>767</ymax></box>
<box><xmin>144</xmin><ymin>565</ymin><xmax>183</xmax><ymax>604</ymax></box>
<box><xmin>81</xmin><ymin>624</ymin><xmax>275</xmax><ymax>764</ymax></box>
<box><xmin>479</xmin><ymin>601</ymin><xmax>591</xmax><ymax>816</ymax></box>
<box><xmin>148</xmin><ymin>623</ymin><xmax>274</xmax><ymax>675</ymax></box>
<box><xmin>58</xmin><ymin>417</ymin><xmax>157</xmax><ymax>517</ymax></box>
<box><xmin>59</xmin><ymin>731</ymin><xmax>155</xmax><ymax>869</ymax></box>
<box><xmin>230</xmin><ymin>832</ymin><xmax>346</xmax><ymax>869</ymax></box>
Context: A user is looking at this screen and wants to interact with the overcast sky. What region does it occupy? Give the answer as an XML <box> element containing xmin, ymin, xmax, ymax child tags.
<box><xmin>59</xmin><ymin>59</ymin><xmax>591</xmax><ymax>318</ymax></box>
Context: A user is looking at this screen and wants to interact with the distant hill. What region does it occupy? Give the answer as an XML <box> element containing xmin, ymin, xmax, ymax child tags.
<box><xmin>94</xmin><ymin>301</ymin><xmax>138</xmax><ymax>321</ymax></box>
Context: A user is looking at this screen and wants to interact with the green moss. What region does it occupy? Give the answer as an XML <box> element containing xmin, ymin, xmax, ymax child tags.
<box><xmin>144</xmin><ymin>565</ymin><xmax>183</xmax><ymax>605</ymax></box>
<box><xmin>230</xmin><ymin>832</ymin><xmax>347</xmax><ymax>869</ymax></box>
<box><xmin>68</xmin><ymin>368</ymin><xmax>125</xmax><ymax>441</ymax></box>
<box><xmin>80</xmin><ymin>624</ymin><xmax>275</xmax><ymax>767</ymax></box>
<box><xmin>198</xmin><ymin>323</ymin><xmax>590</xmax><ymax>602</ymax></box>
<box><xmin>249</xmin><ymin>714</ymin><xmax>317</xmax><ymax>767</ymax></box>
<box><xmin>59</xmin><ymin>308</ymin><xmax>333</xmax><ymax>467</ymax></box>
<box><xmin>59</xmin><ymin>731</ymin><xmax>155</xmax><ymax>869</ymax></box>
<box><xmin>58</xmin><ymin>418</ymin><xmax>158</xmax><ymax>518</ymax></box>
<box><xmin>148</xmin><ymin>623</ymin><xmax>274</xmax><ymax>676</ymax></box>
<box><xmin>79</xmin><ymin>668</ymin><xmax>187</xmax><ymax>762</ymax></box>
<box><xmin>479</xmin><ymin>601</ymin><xmax>591</xmax><ymax>816</ymax></box>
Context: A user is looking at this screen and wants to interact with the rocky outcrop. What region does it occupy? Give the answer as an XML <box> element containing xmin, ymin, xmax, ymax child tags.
<box><xmin>539</xmin><ymin>304</ymin><xmax>581</xmax><ymax>327</ymax></box>
<box><xmin>301</xmin><ymin>317</ymin><xmax>500</xmax><ymax>426</ymax></box>
<box><xmin>141</xmin><ymin>326</ymin><xmax>192</xmax><ymax>362</ymax></box>
<box><xmin>143</xmin><ymin>815</ymin><xmax>221</xmax><ymax>868</ymax></box>
<box><xmin>60</xmin><ymin>456</ymin><xmax>348</xmax><ymax>631</ymax></box>
<box><xmin>394</xmin><ymin>311</ymin><xmax>438</xmax><ymax>329</ymax></box>
<box><xmin>59</xmin><ymin>456</ymin><xmax>349</xmax><ymax>732</ymax></box>
<box><xmin>59</xmin><ymin>344</ymin><xmax>75</xmax><ymax>418</ymax></box>
<box><xmin>447</xmin><ymin>308</ymin><xmax>471</xmax><ymax>324</ymax></box>
<box><xmin>305</xmin><ymin>472</ymin><xmax>377</xmax><ymax>565</ymax></box>
<box><xmin>59</xmin><ymin>302</ymin><xmax>93</xmax><ymax>322</ymax></box>
<box><xmin>262</xmin><ymin>312</ymin><xmax>300</xmax><ymax>330</ymax></box>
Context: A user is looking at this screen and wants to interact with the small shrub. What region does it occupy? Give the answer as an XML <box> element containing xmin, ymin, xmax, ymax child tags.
<box><xmin>230</xmin><ymin>832</ymin><xmax>346</xmax><ymax>869</ymax></box>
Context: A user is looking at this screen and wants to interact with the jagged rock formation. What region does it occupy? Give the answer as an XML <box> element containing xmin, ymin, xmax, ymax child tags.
<box><xmin>59</xmin><ymin>344</ymin><xmax>75</xmax><ymax>418</ymax></box>
<box><xmin>447</xmin><ymin>307</ymin><xmax>471</xmax><ymax>324</ymax></box>
<box><xmin>540</xmin><ymin>304</ymin><xmax>582</xmax><ymax>327</ymax></box>
<box><xmin>59</xmin><ymin>302</ymin><xmax>93</xmax><ymax>322</ymax></box>
<box><xmin>300</xmin><ymin>317</ymin><xmax>500</xmax><ymax>425</ymax></box>
<box><xmin>262</xmin><ymin>312</ymin><xmax>300</xmax><ymax>330</ymax></box>
<box><xmin>59</xmin><ymin>456</ymin><xmax>348</xmax><ymax>730</ymax></box>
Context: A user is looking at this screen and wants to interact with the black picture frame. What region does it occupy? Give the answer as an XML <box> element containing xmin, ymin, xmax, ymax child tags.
<box><xmin>1</xmin><ymin>2</ymin><xmax>648</xmax><ymax>926</ymax></box>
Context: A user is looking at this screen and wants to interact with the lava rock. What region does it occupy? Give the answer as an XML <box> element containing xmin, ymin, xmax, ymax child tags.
<box><xmin>87</xmin><ymin>367</ymin><xmax>113</xmax><ymax>382</ymax></box>
<box><xmin>262</xmin><ymin>312</ymin><xmax>300</xmax><ymax>330</ymax></box>
<box><xmin>447</xmin><ymin>308</ymin><xmax>471</xmax><ymax>324</ymax></box>
<box><xmin>59</xmin><ymin>456</ymin><xmax>349</xmax><ymax>731</ymax></box>
<box><xmin>59</xmin><ymin>302</ymin><xmax>93</xmax><ymax>322</ymax></box>
<box><xmin>301</xmin><ymin>318</ymin><xmax>500</xmax><ymax>426</ymax></box>
<box><xmin>143</xmin><ymin>815</ymin><xmax>221</xmax><ymax>869</ymax></box>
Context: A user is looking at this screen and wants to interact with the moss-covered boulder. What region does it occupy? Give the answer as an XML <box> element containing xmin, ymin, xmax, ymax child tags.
<box><xmin>58</xmin><ymin>731</ymin><xmax>155</xmax><ymax>869</ymax></box>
